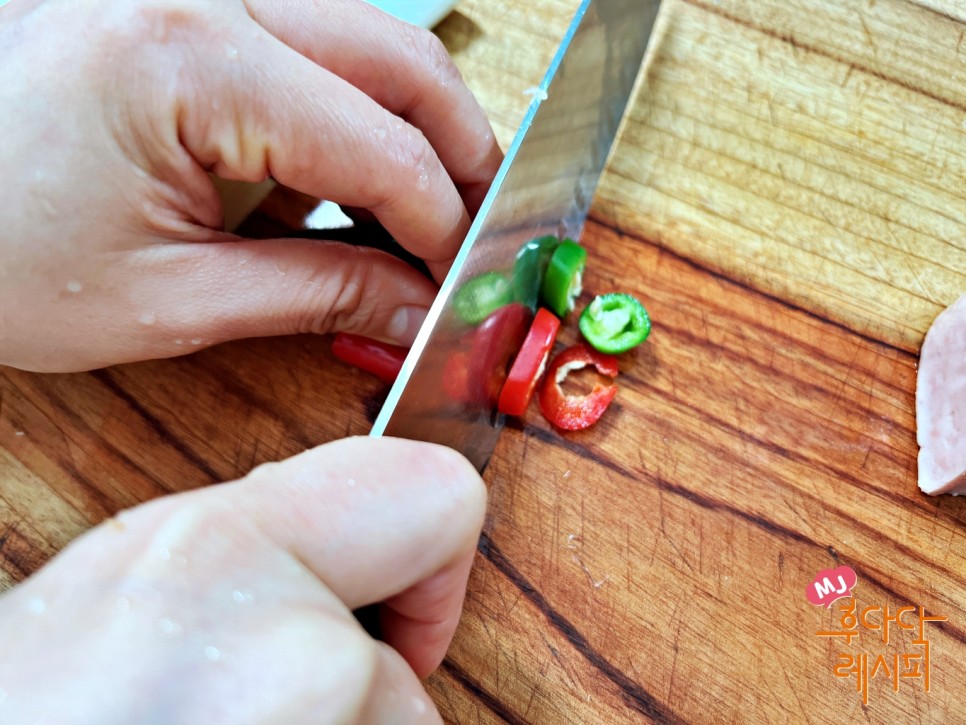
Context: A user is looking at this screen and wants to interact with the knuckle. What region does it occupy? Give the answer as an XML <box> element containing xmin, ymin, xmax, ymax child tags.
<box><xmin>292</xmin><ymin>254</ymin><xmax>379</xmax><ymax>335</ymax></box>
<box><xmin>374</xmin><ymin>123</ymin><xmax>440</xmax><ymax>209</ymax></box>
<box><xmin>407</xmin><ymin>27</ymin><xmax>462</xmax><ymax>90</ymax></box>
<box><xmin>393</xmin><ymin>124</ymin><xmax>435</xmax><ymax>174</ymax></box>
<box><xmin>136</xmin><ymin>0</ymin><xmax>208</xmax><ymax>37</ymax></box>
<box><xmin>107</xmin><ymin>0</ymin><xmax>209</xmax><ymax>51</ymax></box>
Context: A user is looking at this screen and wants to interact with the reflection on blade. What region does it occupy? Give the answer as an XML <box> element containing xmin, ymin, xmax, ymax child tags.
<box><xmin>371</xmin><ymin>0</ymin><xmax>662</xmax><ymax>471</ymax></box>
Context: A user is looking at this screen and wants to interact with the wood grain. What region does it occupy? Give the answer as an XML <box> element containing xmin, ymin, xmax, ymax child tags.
<box><xmin>1</xmin><ymin>0</ymin><xmax>964</xmax><ymax>723</ymax></box>
<box><xmin>429</xmin><ymin>218</ymin><xmax>965</xmax><ymax>723</ymax></box>
<box><xmin>597</xmin><ymin>0</ymin><xmax>966</xmax><ymax>352</ymax></box>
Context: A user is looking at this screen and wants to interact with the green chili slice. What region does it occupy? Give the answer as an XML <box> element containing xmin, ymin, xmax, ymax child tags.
<box><xmin>452</xmin><ymin>271</ymin><xmax>513</xmax><ymax>325</ymax></box>
<box><xmin>540</xmin><ymin>239</ymin><xmax>586</xmax><ymax>317</ymax></box>
<box><xmin>512</xmin><ymin>235</ymin><xmax>559</xmax><ymax>310</ymax></box>
<box><xmin>578</xmin><ymin>293</ymin><xmax>651</xmax><ymax>354</ymax></box>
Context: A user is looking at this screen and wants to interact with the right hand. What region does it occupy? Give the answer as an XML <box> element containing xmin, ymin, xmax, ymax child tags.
<box><xmin>0</xmin><ymin>437</ymin><xmax>487</xmax><ymax>723</ymax></box>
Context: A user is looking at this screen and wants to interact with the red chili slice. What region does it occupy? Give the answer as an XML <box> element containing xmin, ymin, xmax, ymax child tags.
<box><xmin>331</xmin><ymin>333</ymin><xmax>408</xmax><ymax>384</ymax></box>
<box><xmin>468</xmin><ymin>303</ymin><xmax>532</xmax><ymax>405</ymax></box>
<box><xmin>498</xmin><ymin>308</ymin><xmax>561</xmax><ymax>417</ymax></box>
<box><xmin>538</xmin><ymin>343</ymin><xmax>618</xmax><ymax>430</ymax></box>
<box><xmin>442</xmin><ymin>349</ymin><xmax>472</xmax><ymax>403</ymax></box>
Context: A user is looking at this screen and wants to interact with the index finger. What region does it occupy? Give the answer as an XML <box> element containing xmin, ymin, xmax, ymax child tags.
<box><xmin>176</xmin><ymin>24</ymin><xmax>471</xmax><ymax>278</ymax></box>
<box><xmin>243</xmin><ymin>0</ymin><xmax>503</xmax><ymax>215</ymax></box>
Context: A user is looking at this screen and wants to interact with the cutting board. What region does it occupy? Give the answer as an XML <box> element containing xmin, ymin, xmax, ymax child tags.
<box><xmin>1</xmin><ymin>0</ymin><xmax>964</xmax><ymax>722</ymax></box>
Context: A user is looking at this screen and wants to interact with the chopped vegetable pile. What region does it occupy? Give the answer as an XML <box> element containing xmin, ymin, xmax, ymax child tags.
<box><xmin>488</xmin><ymin>235</ymin><xmax>652</xmax><ymax>430</ymax></box>
<box><xmin>331</xmin><ymin>234</ymin><xmax>652</xmax><ymax>433</ymax></box>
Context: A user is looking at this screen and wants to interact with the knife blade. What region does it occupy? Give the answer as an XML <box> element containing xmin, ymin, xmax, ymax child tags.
<box><xmin>370</xmin><ymin>0</ymin><xmax>662</xmax><ymax>470</ymax></box>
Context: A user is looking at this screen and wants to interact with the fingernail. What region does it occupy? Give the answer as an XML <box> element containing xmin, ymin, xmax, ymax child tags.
<box><xmin>387</xmin><ymin>306</ymin><xmax>429</xmax><ymax>347</ymax></box>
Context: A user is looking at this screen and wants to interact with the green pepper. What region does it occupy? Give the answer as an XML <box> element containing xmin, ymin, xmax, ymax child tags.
<box><xmin>512</xmin><ymin>235</ymin><xmax>559</xmax><ymax>310</ymax></box>
<box><xmin>578</xmin><ymin>293</ymin><xmax>651</xmax><ymax>354</ymax></box>
<box><xmin>452</xmin><ymin>271</ymin><xmax>512</xmax><ymax>325</ymax></box>
<box><xmin>540</xmin><ymin>239</ymin><xmax>586</xmax><ymax>317</ymax></box>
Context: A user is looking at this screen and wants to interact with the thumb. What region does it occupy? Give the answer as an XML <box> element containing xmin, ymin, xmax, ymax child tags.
<box><xmin>227</xmin><ymin>436</ymin><xmax>487</xmax><ymax>675</ymax></box>
<box><xmin>129</xmin><ymin>238</ymin><xmax>437</xmax><ymax>353</ymax></box>
<box><xmin>231</xmin><ymin>436</ymin><xmax>486</xmax><ymax>609</ymax></box>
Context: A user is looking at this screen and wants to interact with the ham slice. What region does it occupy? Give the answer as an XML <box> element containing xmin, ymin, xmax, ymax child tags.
<box><xmin>916</xmin><ymin>293</ymin><xmax>966</xmax><ymax>496</ymax></box>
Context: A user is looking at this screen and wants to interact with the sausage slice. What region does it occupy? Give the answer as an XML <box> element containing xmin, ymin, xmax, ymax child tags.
<box><xmin>916</xmin><ymin>293</ymin><xmax>966</xmax><ymax>496</ymax></box>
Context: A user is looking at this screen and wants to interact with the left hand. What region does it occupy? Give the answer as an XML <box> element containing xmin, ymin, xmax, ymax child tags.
<box><xmin>0</xmin><ymin>0</ymin><xmax>503</xmax><ymax>372</ymax></box>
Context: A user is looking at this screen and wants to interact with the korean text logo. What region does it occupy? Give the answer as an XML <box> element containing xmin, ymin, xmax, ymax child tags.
<box><xmin>808</xmin><ymin>566</ymin><xmax>947</xmax><ymax>705</ymax></box>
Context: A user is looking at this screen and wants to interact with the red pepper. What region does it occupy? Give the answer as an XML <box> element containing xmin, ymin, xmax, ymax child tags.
<box><xmin>442</xmin><ymin>349</ymin><xmax>472</xmax><ymax>403</ymax></box>
<box><xmin>468</xmin><ymin>303</ymin><xmax>532</xmax><ymax>405</ymax></box>
<box><xmin>538</xmin><ymin>344</ymin><xmax>618</xmax><ymax>430</ymax></box>
<box><xmin>498</xmin><ymin>308</ymin><xmax>560</xmax><ymax>417</ymax></box>
<box><xmin>331</xmin><ymin>333</ymin><xmax>408</xmax><ymax>384</ymax></box>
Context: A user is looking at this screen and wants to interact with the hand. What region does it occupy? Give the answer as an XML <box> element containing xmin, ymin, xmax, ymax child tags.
<box><xmin>0</xmin><ymin>437</ymin><xmax>486</xmax><ymax>723</ymax></box>
<box><xmin>0</xmin><ymin>0</ymin><xmax>502</xmax><ymax>372</ymax></box>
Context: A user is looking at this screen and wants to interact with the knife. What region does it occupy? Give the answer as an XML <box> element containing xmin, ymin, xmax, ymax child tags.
<box><xmin>370</xmin><ymin>0</ymin><xmax>662</xmax><ymax>471</ymax></box>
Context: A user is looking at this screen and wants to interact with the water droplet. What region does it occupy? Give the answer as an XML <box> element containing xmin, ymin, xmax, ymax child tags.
<box><xmin>138</xmin><ymin>311</ymin><xmax>157</xmax><ymax>326</ymax></box>
<box><xmin>190</xmin><ymin>339</ymin><xmax>202</xmax><ymax>346</ymax></box>
<box><xmin>66</xmin><ymin>281</ymin><xmax>82</xmax><ymax>294</ymax></box>
<box><xmin>158</xmin><ymin>618</ymin><xmax>180</xmax><ymax>635</ymax></box>
<box><xmin>373</xmin><ymin>127</ymin><xmax>387</xmax><ymax>140</ymax></box>
<box><xmin>225</xmin><ymin>43</ymin><xmax>238</xmax><ymax>60</ymax></box>
<box><xmin>232</xmin><ymin>590</ymin><xmax>253</xmax><ymax>604</ymax></box>
<box><xmin>27</xmin><ymin>598</ymin><xmax>46</xmax><ymax>615</ymax></box>
<box><xmin>132</xmin><ymin>165</ymin><xmax>148</xmax><ymax>179</ymax></box>
<box><xmin>412</xmin><ymin>696</ymin><xmax>427</xmax><ymax>714</ymax></box>
<box><xmin>157</xmin><ymin>547</ymin><xmax>171</xmax><ymax>561</ymax></box>
<box><xmin>174</xmin><ymin>339</ymin><xmax>183</xmax><ymax>346</ymax></box>
<box><xmin>204</xmin><ymin>645</ymin><xmax>221</xmax><ymax>661</ymax></box>
<box><xmin>416</xmin><ymin>171</ymin><xmax>429</xmax><ymax>190</ymax></box>
<box><xmin>563</xmin><ymin>470</ymin><xmax>572</xmax><ymax>479</ymax></box>
<box><xmin>116</xmin><ymin>597</ymin><xmax>130</xmax><ymax>613</ymax></box>
<box><xmin>14</xmin><ymin>431</ymin><xmax>24</xmax><ymax>437</ymax></box>
<box><xmin>347</xmin><ymin>477</ymin><xmax>356</xmax><ymax>488</ymax></box>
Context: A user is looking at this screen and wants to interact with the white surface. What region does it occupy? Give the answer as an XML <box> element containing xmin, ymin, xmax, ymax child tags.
<box><xmin>0</xmin><ymin>0</ymin><xmax>459</xmax><ymax>16</ymax></box>
<box><xmin>365</xmin><ymin>0</ymin><xmax>458</xmax><ymax>28</ymax></box>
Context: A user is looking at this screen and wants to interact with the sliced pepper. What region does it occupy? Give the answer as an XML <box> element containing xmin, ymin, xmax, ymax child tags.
<box><xmin>497</xmin><ymin>308</ymin><xmax>561</xmax><ymax>417</ymax></box>
<box><xmin>538</xmin><ymin>343</ymin><xmax>618</xmax><ymax>431</ymax></box>
<box><xmin>512</xmin><ymin>235</ymin><xmax>559</xmax><ymax>310</ymax></box>
<box><xmin>331</xmin><ymin>333</ymin><xmax>407</xmax><ymax>384</ymax></box>
<box><xmin>540</xmin><ymin>239</ymin><xmax>586</xmax><ymax>317</ymax></box>
<box><xmin>442</xmin><ymin>349</ymin><xmax>472</xmax><ymax>403</ymax></box>
<box><xmin>578</xmin><ymin>293</ymin><xmax>651</xmax><ymax>354</ymax></box>
<box><xmin>453</xmin><ymin>271</ymin><xmax>512</xmax><ymax>325</ymax></box>
<box><xmin>468</xmin><ymin>303</ymin><xmax>533</xmax><ymax>404</ymax></box>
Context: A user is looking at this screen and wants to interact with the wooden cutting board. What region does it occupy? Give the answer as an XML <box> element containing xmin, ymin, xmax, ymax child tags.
<box><xmin>1</xmin><ymin>0</ymin><xmax>964</xmax><ymax>722</ymax></box>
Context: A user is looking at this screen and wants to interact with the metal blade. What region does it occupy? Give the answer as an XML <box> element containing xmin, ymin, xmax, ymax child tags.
<box><xmin>371</xmin><ymin>0</ymin><xmax>661</xmax><ymax>470</ymax></box>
